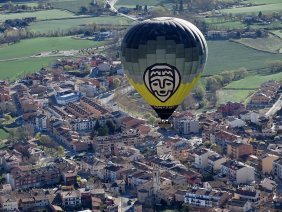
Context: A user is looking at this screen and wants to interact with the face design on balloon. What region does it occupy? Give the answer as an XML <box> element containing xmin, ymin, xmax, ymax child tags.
<box><xmin>144</xmin><ymin>64</ymin><xmax>181</xmax><ymax>102</ymax></box>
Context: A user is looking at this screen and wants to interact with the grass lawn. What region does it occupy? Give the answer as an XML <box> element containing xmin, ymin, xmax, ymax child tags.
<box><xmin>0</xmin><ymin>37</ymin><xmax>102</xmax><ymax>60</ymax></box>
<box><xmin>205</xmin><ymin>40</ymin><xmax>282</xmax><ymax>74</ymax></box>
<box><xmin>231</xmin><ymin>35</ymin><xmax>282</xmax><ymax>53</ymax></box>
<box><xmin>50</xmin><ymin>0</ymin><xmax>92</xmax><ymax>13</ymax></box>
<box><xmin>217</xmin><ymin>89</ymin><xmax>254</xmax><ymax>105</ymax></box>
<box><xmin>116</xmin><ymin>0</ymin><xmax>160</xmax><ymax>6</ymax></box>
<box><xmin>221</xmin><ymin>3</ymin><xmax>282</xmax><ymax>14</ymax></box>
<box><xmin>208</xmin><ymin>20</ymin><xmax>246</xmax><ymax>30</ymax></box>
<box><xmin>244</xmin><ymin>0</ymin><xmax>282</xmax><ymax>4</ymax></box>
<box><xmin>225</xmin><ymin>72</ymin><xmax>282</xmax><ymax>89</ymax></box>
<box><xmin>0</xmin><ymin>57</ymin><xmax>57</xmax><ymax>80</ymax></box>
<box><xmin>271</xmin><ymin>30</ymin><xmax>282</xmax><ymax>39</ymax></box>
<box><xmin>0</xmin><ymin>9</ymin><xmax>76</xmax><ymax>22</ymax></box>
<box><xmin>29</xmin><ymin>16</ymin><xmax>133</xmax><ymax>33</ymax></box>
<box><xmin>0</xmin><ymin>129</ymin><xmax>9</xmax><ymax>140</ymax></box>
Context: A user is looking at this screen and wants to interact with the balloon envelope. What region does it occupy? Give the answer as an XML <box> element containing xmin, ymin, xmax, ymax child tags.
<box><xmin>121</xmin><ymin>17</ymin><xmax>208</xmax><ymax>120</ymax></box>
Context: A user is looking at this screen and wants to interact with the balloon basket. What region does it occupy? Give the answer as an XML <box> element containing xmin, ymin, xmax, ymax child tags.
<box><xmin>158</xmin><ymin>120</ymin><xmax>172</xmax><ymax>128</ymax></box>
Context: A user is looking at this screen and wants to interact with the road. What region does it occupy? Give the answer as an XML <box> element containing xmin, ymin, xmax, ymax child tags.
<box><xmin>265</xmin><ymin>94</ymin><xmax>282</xmax><ymax>117</ymax></box>
<box><xmin>108</xmin><ymin>0</ymin><xmax>138</xmax><ymax>21</ymax></box>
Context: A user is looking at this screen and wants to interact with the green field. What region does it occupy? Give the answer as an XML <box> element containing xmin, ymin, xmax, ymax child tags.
<box><xmin>221</xmin><ymin>3</ymin><xmax>282</xmax><ymax>14</ymax></box>
<box><xmin>217</xmin><ymin>89</ymin><xmax>254</xmax><ymax>104</ymax></box>
<box><xmin>205</xmin><ymin>40</ymin><xmax>282</xmax><ymax>74</ymax></box>
<box><xmin>0</xmin><ymin>37</ymin><xmax>101</xmax><ymax>60</ymax></box>
<box><xmin>0</xmin><ymin>129</ymin><xmax>9</xmax><ymax>140</ymax></box>
<box><xmin>232</xmin><ymin>35</ymin><xmax>282</xmax><ymax>53</ymax></box>
<box><xmin>271</xmin><ymin>30</ymin><xmax>282</xmax><ymax>39</ymax></box>
<box><xmin>0</xmin><ymin>57</ymin><xmax>57</xmax><ymax>80</ymax></box>
<box><xmin>0</xmin><ymin>37</ymin><xmax>104</xmax><ymax>80</ymax></box>
<box><xmin>29</xmin><ymin>16</ymin><xmax>133</xmax><ymax>33</ymax></box>
<box><xmin>225</xmin><ymin>72</ymin><xmax>282</xmax><ymax>89</ymax></box>
<box><xmin>0</xmin><ymin>9</ymin><xmax>76</xmax><ymax>22</ymax></box>
<box><xmin>50</xmin><ymin>0</ymin><xmax>92</xmax><ymax>13</ymax></box>
<box><xmin>207</xmin><ymin>20</ymin><xmax>245</xmax><ymax>30</ymax></box>
<box><xmin>245</xmin><ymin>0</ymin><xmax>282</xmax><ymax>4</ymax></box>
<box><xmin>116</xmin><ymin>0</ymin><xmax>160</xmax><ymax>6</ymax></box>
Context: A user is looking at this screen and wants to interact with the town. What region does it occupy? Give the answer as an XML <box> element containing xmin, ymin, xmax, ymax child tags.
<box><xmin>0</xmin><ymin>0</ymin><xmax>282</xmax><ymax>212</ymax></box>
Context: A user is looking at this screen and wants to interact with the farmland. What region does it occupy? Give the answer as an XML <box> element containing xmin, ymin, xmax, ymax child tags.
<box><xmin>0</xmin><ymin>37</ymin><xmax>104</xmax><ymax>80</ymax></box>
<box><xmin>231</xmin><ymin>35</ymin><xmax>282</xmax><ymax>53</ymax></box>
<box><xmin>221</xmin><ymin>3</ymin><xmax>282</xmax><ymax>14</ymax></box>
<box><xmin>29</xmin><ymin>16</ymin><xmax>133</xmax><ymax>34</ymax></box>
<box><xmin>50</xmin><ymin>0</ymin><xmax>93</xmax><ymax>13</ymax></box>
<box><xmin>0</xmin><ymin>37</ymin><xmax>101</xmax><ymax>60</ymax></box>
<box><xmin>115</xmin><ymin>0</ymin><xmax>160</xmax><ymax>6</ymax></box>
<box><xmin>0</xmin><ymin>9</ymin><xmax>76</xmax><ymax>22</ymax></box>
<box><xmin>205</xmin><ymin>40</ymin><xmax>282</xmax><ymax>75</ymax></box>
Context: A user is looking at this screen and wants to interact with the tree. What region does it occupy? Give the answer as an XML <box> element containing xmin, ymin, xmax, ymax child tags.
<box><xmin>220</xmin><ymin>71</ymin><xmax>234</xmax><ymax>84</ymax></box>
<box><xmin>94</xmin><ymin>120</ymin><xmax>100</xmax><ymax>131</ymax></box>
<box><xmin>193</xmin><ymin>83</ymin><xmax>205</xmax><ymax>101</ymax></box>
<box><xmin>113</xmin><ymin>78</ymin><xmax>121</xmax><ymax>89</ymax></box>
<box><xmin>144</xmin><ymin>5</ymin><xmax>148</xmax><ymax>12</ymax></box>
<box><xmin>205</xmin><ymin>77</ymin><xmax>220</xmax><ymax>92</ymax></box>
<box><xmin>258</xmin><ymin>11</ymin><xmax>262</xmax><ymax>18</ymax></box>
<box><xmin>180</xmin><ymin>203</ymin><xmax>191</xmax><ymax>212</ymax></box>
<box><xmin>106</xmin><ymin>120</ymin><xmax>115</xmax><ymax>135</ymax></box>
<box><xmin>179</xmin><ymin>0</ymin><xmax>184</xmax><ymax>12</ymax></box>
<box><xmin>151</xmin><ymin>6</ymin><xmax>170</xmax><ymax>17</ymax></box>
<box><xmin>57</xmin><ymin>146</ymin><xmax>65</xmax><ymax>157</ymax></box>
<box><xmin>80</xmin><ymin>6</ymin><xmax>88</xmax><ymax>14</ymax></box>
<box><xmin>143</xmin><ymin>113</ymin><xmax>152</xmax><ymax>119</ymax></box>
<box><xmin>98</xmin><ymin>125</ymin><xmax>109</xmax><ymax>136</ymax></box>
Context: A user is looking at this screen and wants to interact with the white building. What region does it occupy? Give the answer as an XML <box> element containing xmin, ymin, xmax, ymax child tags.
<box><xmin>194</xmin><ymin>148</ymin><xmax>216</xmax><ymax>169</ymax></box>
<box><xmin>69</xmin><ymin>118</ymin><xmax>97</xmax><ymax>131</ymax></box>
<box><xmin>35</xmin><ymin>114</ymin><xmax>47</xmax><ymax>131</ymax></box>
<box><xmin>0</xmin><ymin>196</ymin><xmax>18</xmax><ymax>211</ymax></box>
<box><xmin>234</xmin><ymin>187</ymin><xmax>262</xmax><ymax>208</ymax></box>
<box><xmin>221</xmin><ymin>160</ymin><xmax>255</xmax><ymax>184</ymax></box>
<box><xmin>61</xmin><ymin>190</ymin><xmax>81</xmax><ymax>207</ymax></box>
<box><xmin>273</xmin><ymin>158</ymin><xmax>282</xmax><ymax>180</ymax></box>
<box><xmin>227</xmin><ymin>117</ymin><xmax>246</xmax><ymax>128</ymax></box>
<box><xmin>172</xmin><ymin>113</ymin><xmax>199</xmax><ymax>135</ymax></box>
<box><xmin>156</xmin><ymin>141</ymin><xmax>171</xmax><ymax>156</ymax></box>
<box><xmin>184</xmin><ymin>188</ymin><xmax>230</xmax><ymax>208</ymax></box>
<box><xmin>79</xmin><ymin>82</ymin><xmax>97</xmax><ymax>97</ymax></box>
<box><xmin>208</xmin><ymin>155</ymin><xmax>227</xmax><ymax>172</ymax></box>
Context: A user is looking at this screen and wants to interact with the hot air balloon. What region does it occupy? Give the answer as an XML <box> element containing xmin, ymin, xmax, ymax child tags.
<box><xmin>121</xmin><ymin>17</ymin><xmax>208</xmax><ymax>127</ymax></box>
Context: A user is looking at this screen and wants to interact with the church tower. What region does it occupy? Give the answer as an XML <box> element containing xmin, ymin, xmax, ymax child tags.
<box><xmin>153</xmin><ymin>169</ymin><xmax>160</xmax><ymax>195</ymax></box>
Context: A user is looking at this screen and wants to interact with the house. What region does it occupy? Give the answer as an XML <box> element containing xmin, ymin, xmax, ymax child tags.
<box><xmin>214</xmin><ymin>130</ymin><xmax>241</xmax><ymax>153</ymax></box>
<box><xmin>227</xmin><ymin>199</ymin><xmax>252</xmax><ymax>212</ymax></box>
<box><xmin>221</xmin><ymin>160</ymin><xmax>255</xmax><ymax>184</ymax></box>
<box><xmin>217</xmin><ymin>102</ymin><xmax>246</xmax><ymax>116</ymax></box>
<box><xmin>194</xmin><ymin>148</ymin><xmax>215</xmax><ymax>169</ymax></box>
<box><xmin>175</xmin><ymin>190</ymin><xmax>188</xmax><ymax>203</ymax></box>
<box><xmin>0</xmin><ymin>81</ymin><xmax>10</xmax><ymax>102</ymax></box>
<box><xmin>208</xmin><ymin>155</ymin><xmax>227</xmax><ymax>172</ymax></box>
<box><xmin>259</xmin><ymin>154</ymin><xmax>279</xmax><ymax>174</ymax></box>
<box><xmin>80</xmin><ymin>157</ymin><xmax>106</xmax><ymax>179</ymax></box>
<box><xmin>234</xmin><ymin>187</ymin><xmax>262</xmax><ymax>208</ymax></box>
<box><xmin>171</xmin><ymin>112</ymin><xmax>199</xmax><ymax>135</ymax></box>
<box><xmin>156</xmin><ymin>141</ymin><xmax>171</xmax><ymax>156</ymax></box>
<box><xmin>60</xmin><ymin>190</ymin><xmax>81</xmax><ymax>208</ymax></box>
<box><xmin>227</xmin><ymin>117</ymin><xmax>246</xmax><ymax>128</ymax></box>
<box><xmin>260</xmin><ymin>178</ymin><xmax>277</xmax><ymax>192</ymax></box>
<box><xmin>184</xmin><ymin>188</ymin><xmax>230</xmax><ymax>208</ymax></box>
<box><xmin>227</xmin><ymin>142</ymin><xmax>253</xmax><ymax>159</ymax></box>
<box><xmin>120</xmin><ymin>116</ymin><xmax>145</xmax><ymax>131</ymax></box>
<box><xmin>273</xmin><ymin>158</ymin><xmax>282</xmax><ymax>180</ymax></box>
<box><xmin>203</xmin><ymin>181</ymin><xmax>227</xmax><ymax>190</ymax></box>
<box><xmin>80</xmin><ymin>97</ymin><xmax>109</xmax><ymax>118</ymax></box>
<box><xmin>35</xmin><ymin>114</ymin><xmax>48</xmax><ymax>131</ymax></box>
<box><xmin>62</xmin><ymin>171</ymin><xmax>77</xmax><ymax>186</ymax></box>
<box><xmin>104</xmin><ymin>164</ymin><xmax>123</xmax><ymax>182</ymax></box>
<box><xmin>0</xmin><ymin>195</ymin><xmax>18</xmax><ymax>211</ymax></box>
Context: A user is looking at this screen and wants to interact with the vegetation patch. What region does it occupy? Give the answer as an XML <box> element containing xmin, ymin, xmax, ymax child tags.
<box><xmin>205</xmin><ymin>40</ymin><xmax>282</xmax><ymax>75</ymax></box>
<box><xmin>0</xmin><ymin>37</ymin><xmax>101</xmax><ymax>60</ymax></box>
<box><xmin>0</xmin><ymin>9</ymin><xmax>76</xmax><ymax>22</ymax></box>
<box><xmin>50</xmin><ymin>0</ymin><xmax>93</xmax><ymax>13</ymax></box>
<box><xmin>28</xmin><ymin>16</ymin><xmax>133</xmax><ymax>34</ymax></box>
<box><xmin>231</xmin><ymin>35</ymin><xmax>282</xmax><ymax>53</ymax></box>
<box><xmin>221</xmin><ymin>3</ymin><xmax>282</xmax><ymax>14</ymax></box>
